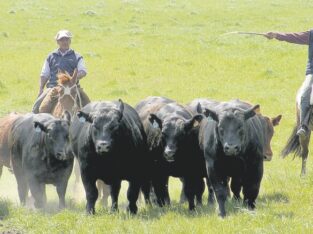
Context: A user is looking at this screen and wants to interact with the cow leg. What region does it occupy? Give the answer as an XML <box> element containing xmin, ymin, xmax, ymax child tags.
<box><xmin>29</xmin><ymin>178</ymin><xmax>46</xmax><ymax>209</ymax></box>
<box><xmin>242</xmin><ymin>160</ymin><xmax>263</xmax><ymax>210</ymax></box>
<box><xmin>183</xmin><ymin>177</ymin><xmax>196</xmax><ymax>210</ymax></box>
<box><xmin>206</xmin><ymin>177</ymin><xmax>215</xmax><ymax>205</ymax></box>
<box><xmin>195</xmin><ymin>178</ymin><xmax>205</xmax><ymax>206</ymax></box>
<box><xmin>127</xmin><ymin>180</ymin><xmax>140</xmax><ymax>214</ymax></box>
<box><xmin>140</xmin><ymin>179</ymin><xmax>152</xmax><ymax>206</ymax></box>
<box><xmin>152</xmin><ymin>175</ymin><xmax>170</xmax><ymax>207</ymax></box>
<box><xmin>56</xmin><ymin>181</ymin><xmax>68</xmax><ymax>209</ymax></box>
<box><xmin>163</xmin><ymin>176</ymin><xmax>170</xmax><ymax>205</ymax></box>
<box><xmin>230</xmin><ymin>177</ymin><xmax>242</xmax><ymax>200</ymax></box>
<box><xmin>81</xmin><ymin>170</ymin><xmax>98</xmax><ymax>214</ymax></box>
<box><xmin>207</xmin><ymin>163</ymin><xmax>228</xmax><ymax>217</ymax></box>
<box><xmin>11</xmin><ymin>158</ymin><xmax>28</xmax><ymax>205</ymax></box>
<box><xmin>299</xmin><ymin>132</ymin><xmax>311</xmax><ymax>176</ymax></box>
<box><xmin>110</xmin><ymin>180</ymin><xmax>121</xmax><ymax>212</ymax></box>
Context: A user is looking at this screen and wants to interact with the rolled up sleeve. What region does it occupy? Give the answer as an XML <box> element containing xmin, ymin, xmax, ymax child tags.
<box><xmin>275</xmin><ymin>31</ymin><xmax>310</xmax><ymax>45</ymax></box>
<box><xmin>75</xmin><ymin>53</ymin><xmax>87</xmax><ymax>75</ymax></box>
<box><xmin>40</xmin><ymin>59</ymin><xmax>50</xmax><ymax>78</ymax></box>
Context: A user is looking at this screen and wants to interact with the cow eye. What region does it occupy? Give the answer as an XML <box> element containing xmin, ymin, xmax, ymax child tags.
<box><xmin>92</xmin><ymin>124</ymin><xmax>100</xmax><ymax>130</ymax></box>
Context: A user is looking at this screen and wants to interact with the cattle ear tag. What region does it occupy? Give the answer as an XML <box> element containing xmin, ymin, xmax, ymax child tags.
<box><xmin>193</xmin><ymin>121</ymin><xmax>200</xmax><ymax>127</ymax></box>
<box><xmin>35</xmin><ymin>126</ymin><xmax>42</xmax><ymax>133</ymax></box>
<box><xmin>152</xmin><ymin>120</ymin><xmax>159</xmax><ymax>129</ymax></box>
<box><xmin>79</xmin><ymin>116</ymin><xmax>86</xmax><ymax>123</ymax></box>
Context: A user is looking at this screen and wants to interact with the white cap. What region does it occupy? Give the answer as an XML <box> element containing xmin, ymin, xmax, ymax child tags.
<box><xmin>55</xmin><ymin>30</ymin><xmax>72</xmax><ymax>41</ymax></box>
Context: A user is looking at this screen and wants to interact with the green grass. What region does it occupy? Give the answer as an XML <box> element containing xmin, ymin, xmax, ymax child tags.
<box><xmin>1</xmin><ymin>0</ymin><xmax>313</xmax><ymax>233</ymax></box>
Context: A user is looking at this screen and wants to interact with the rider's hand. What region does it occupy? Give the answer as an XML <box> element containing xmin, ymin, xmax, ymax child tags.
<box><xmin>264</xmin><ymin>32</ymin><xmax>277</xmax><ymax>40</ymax></box>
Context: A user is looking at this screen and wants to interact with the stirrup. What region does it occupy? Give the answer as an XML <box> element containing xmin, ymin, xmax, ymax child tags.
<box><xmin>297</xmin><ymin>126</ymin><xmax>309</xmax><ymax>137</ymax></box>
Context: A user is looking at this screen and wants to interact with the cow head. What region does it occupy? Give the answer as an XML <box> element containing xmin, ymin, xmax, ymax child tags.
<box><xmin>77</xmin><ymin>100</ymin><xmax>124</xmax><ymax>155</ymax></box>
<box><xmin>204</xmin><ymin>105</ymin><xmax>260</xmax><ymax>156</ymax></box>
<box><xmin>33</xmin><ymin>111</ymin><xmax>72</xmax><ymax>160</ymax></box>
<box><xmin>262</xmin><ymin>115</ymin><xmax>282</xmax><ymax>161</ymax></box>
<box><xmin>149</xmin><ymin>113</ymin><xmax>203</xmax><ymax>162</ymax></box>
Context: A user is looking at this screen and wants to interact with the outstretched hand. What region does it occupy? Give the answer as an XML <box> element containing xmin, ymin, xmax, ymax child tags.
<box><xmin>264</xmin><ymin>32</ymin><xmax>277</xmax><ymax>40</ymax></box>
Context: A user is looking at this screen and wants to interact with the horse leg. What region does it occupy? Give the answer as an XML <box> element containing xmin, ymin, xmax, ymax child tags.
<box><xmin>300</xmin><ymin>131</ymin><xmax>311</xmax><ymax>176</ymax></box>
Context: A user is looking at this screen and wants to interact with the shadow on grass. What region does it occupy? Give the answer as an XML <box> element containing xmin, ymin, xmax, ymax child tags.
<box><xmin>258</xmin><ymin>192</ymin><xmax>289</xmax><ymax>204</ymax></box>
<box><xmin>0</xmin><ymin>198</ymin><xmax>10</xmax><ymax>220</ymax></box>
<box><xmin>9</xmin><ymin>192</ymin><xmax>290</xmax><ymax>220</ymax></box>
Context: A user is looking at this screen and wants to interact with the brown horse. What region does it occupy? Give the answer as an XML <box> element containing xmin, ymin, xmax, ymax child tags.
<box><xmin>39</xmin><ymin>70</ymin><xmax>90</xmax><ymax>118</ymax></box>
<box><xmin>282</xmin><ymin>105</ymin><xmax>312</xmax><ymax>176</ymax></box>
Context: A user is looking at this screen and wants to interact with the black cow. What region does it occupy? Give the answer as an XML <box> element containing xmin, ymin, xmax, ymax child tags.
<box><xmin>189</xmin><ymin>99</ymin><xmax>282</xmax><ymax>207</ymax></box>
<box><xmin>9</xmin><ymin>112</ymin><xmax>73</xmax><ymax>209</ymax></box>
<box><xmin>135</xmin><ymin>96</ymin><xmax>205</xmax><ymax>210</ymax></box>
<box><xmin>198</xmin><ymin>100</ymin><xmax>265</xmax><ymax>217</ymax></box>
<box><xmin>70</xmin><ymin>100</ymin><xmax>150</xmax><ymax>214</ymax></box>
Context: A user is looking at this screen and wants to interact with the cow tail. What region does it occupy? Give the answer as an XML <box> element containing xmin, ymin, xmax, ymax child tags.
<box><xmin>281</xmin><ymin>125</ymin><xmax>301</xmax><ymax>158</ymax></box>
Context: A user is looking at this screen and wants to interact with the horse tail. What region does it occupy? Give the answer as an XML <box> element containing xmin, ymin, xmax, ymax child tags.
<box><xmin>281</xmin><ymin>124</ymin><xmax>302</xmax><ymax>158</ymax></box>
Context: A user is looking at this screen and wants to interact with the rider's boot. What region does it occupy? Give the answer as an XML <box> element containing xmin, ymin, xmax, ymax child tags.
<box><xmin>297</xmin><ymin>101</ymin><xmax>310</xmax><ymax>138</ymax></box>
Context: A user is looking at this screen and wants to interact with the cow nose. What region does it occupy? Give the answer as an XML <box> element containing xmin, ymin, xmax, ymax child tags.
<box><xmin>164</xmin><ymin>146</ymin><xmax>175</xmax><ymax>161</ymax></box>
<box><xmin>96</xmin><ymin>141</ymin><xmax>111</xmax><ymax>153</ymax></box>
<box><xmin>224</xmin><ymin>143</ymin><xmax>240</xmax><ymax>155</ymax></box>
<box><xmin>56</xmin><ymin>152</ymin><xmax>66</xmax><ymax>160</ymax></box>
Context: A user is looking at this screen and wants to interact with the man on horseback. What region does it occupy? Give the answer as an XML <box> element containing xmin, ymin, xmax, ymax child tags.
<box><xmin>32</xmin><ymin>29</ymin><xmax>89</xmax><ymax>113</ymax></box>
<box><xmin>264</xmin><ymin>30</ymin><xmax>311</xmax><ymax>137</ymax></box>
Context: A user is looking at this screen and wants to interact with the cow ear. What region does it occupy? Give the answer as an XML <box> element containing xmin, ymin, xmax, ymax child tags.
<box><xmin>62</xmin><ymin>110</ymin><xmax>71</xmax><ymax>123</ymax></box>
<box><xmin>196</xmin><ymin>102</ymin><xmax>203</xmax><ymax>114</ymax></box>
<box><xmin>149</xmin><ymin>114</ymin><xmax>162</xmax><ymax>129</ymax></box>
<box><xmin>271</xmin><ymin>114</ymin><xmax>282</xmax><ymax>126</ymax></box>
<box><xmin>77</xmin><ymin>111</ymin><xmax>93</xmax><ymax>123</ymax></box>
<box><xmin>244</xmin><ymin>104</ymin><xmax>260</xmax><ymax>120</ymax></box>
<box><xmin>203</xmin><ymin>108</ymin><xmax>218</xmax><ymax>122</ymax></box>
<box><xmin>184</xmin><ymin>114</ymin><xmax>203</xmax><ymax>130</ymax></box>
<box><xmin>34</xmin><ymin>121</ymin><xmax>48</xmax><ymax>133</ymax></box>
<box><xmin>117</xmin><ymin>99</ymin><xmax>124</xmax><ymax>122</ymax></box>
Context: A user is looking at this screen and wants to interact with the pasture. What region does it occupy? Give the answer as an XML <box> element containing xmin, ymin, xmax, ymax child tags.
<box><xmin>0</xmin><ymin>0</ymin><xmax>313</xmax><ymax>233</ymax></box>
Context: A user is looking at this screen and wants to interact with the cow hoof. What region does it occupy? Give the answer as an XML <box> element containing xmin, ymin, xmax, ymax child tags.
<box><xmin>127</xmin><ymin>205</ymin><xmax>138</xmax><ymax>215</ymax></box>
<box><xmin>218</xmin><ymin>212</ymin><xmax>226</xmax><ymax>218</ymax></box>
<box><xmin>86</xmin><ymin>206</ymin><xmax>95</xmax><ymax>215</ymax></box>
<box><xmin>248</xmin><ymin>204</ymin><xmax>255</xmax><ymax>210</ymax></box>
<box><xmin>110</xmin><ymin>207</ymin><xmax>119</xmax><ymax>213</ymax></box>
<box><xmin>232</xmin><ymin>195</ymin><xmax>241</xmax><ymax>202</ymax></box>
<box><xmin>86</xmin><ymin>209</ymin><xmax>95</xmax><ymax>215</ymax></box>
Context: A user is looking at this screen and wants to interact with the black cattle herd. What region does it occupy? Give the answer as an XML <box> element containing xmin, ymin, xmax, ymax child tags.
<box><xmin>0</xmin><ymin>96</ymin><xmax>283</xmax><ymax>217</ymax></box>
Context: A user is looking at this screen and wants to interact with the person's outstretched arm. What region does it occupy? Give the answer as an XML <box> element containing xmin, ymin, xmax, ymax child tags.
<box><xmin>264</xmin><ymin>31</ymin><xmax>310</xmax><ymax>45</ymax></box>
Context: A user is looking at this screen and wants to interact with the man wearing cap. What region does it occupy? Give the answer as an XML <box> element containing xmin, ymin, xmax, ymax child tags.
<box><xmin>264</xmin><ymin>30</ymin><xmax>312</xmax><ymax>137</ymax></box>
<box><xmin>32</xmin><ymin>29</ymin><xmax>88</xmax><ymax>113</ymax></box>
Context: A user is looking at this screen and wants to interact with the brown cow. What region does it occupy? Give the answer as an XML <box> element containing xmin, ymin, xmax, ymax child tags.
<box><xmin>0</xmin><ymin>112</ymin><xmax>22</xmax><ymax>177</ymax></box>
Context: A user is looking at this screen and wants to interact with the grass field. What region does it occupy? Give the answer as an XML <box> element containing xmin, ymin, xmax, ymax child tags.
<box><xmin>1</xmin><ymin>0</ymin><xmax>313</xmax><ymax>233</ymax></box>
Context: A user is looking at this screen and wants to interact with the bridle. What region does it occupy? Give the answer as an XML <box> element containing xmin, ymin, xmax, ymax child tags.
<box><xmin>57</xmin><ymin>83</ymin><xmax>83</xmax><ymax>113</ymax></box>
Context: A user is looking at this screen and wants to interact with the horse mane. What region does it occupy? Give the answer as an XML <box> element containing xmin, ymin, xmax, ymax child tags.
<box><xmin>57</xmin><ymin>72</ymin><xmax>71</xmax><ymax>85</ymax></box>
